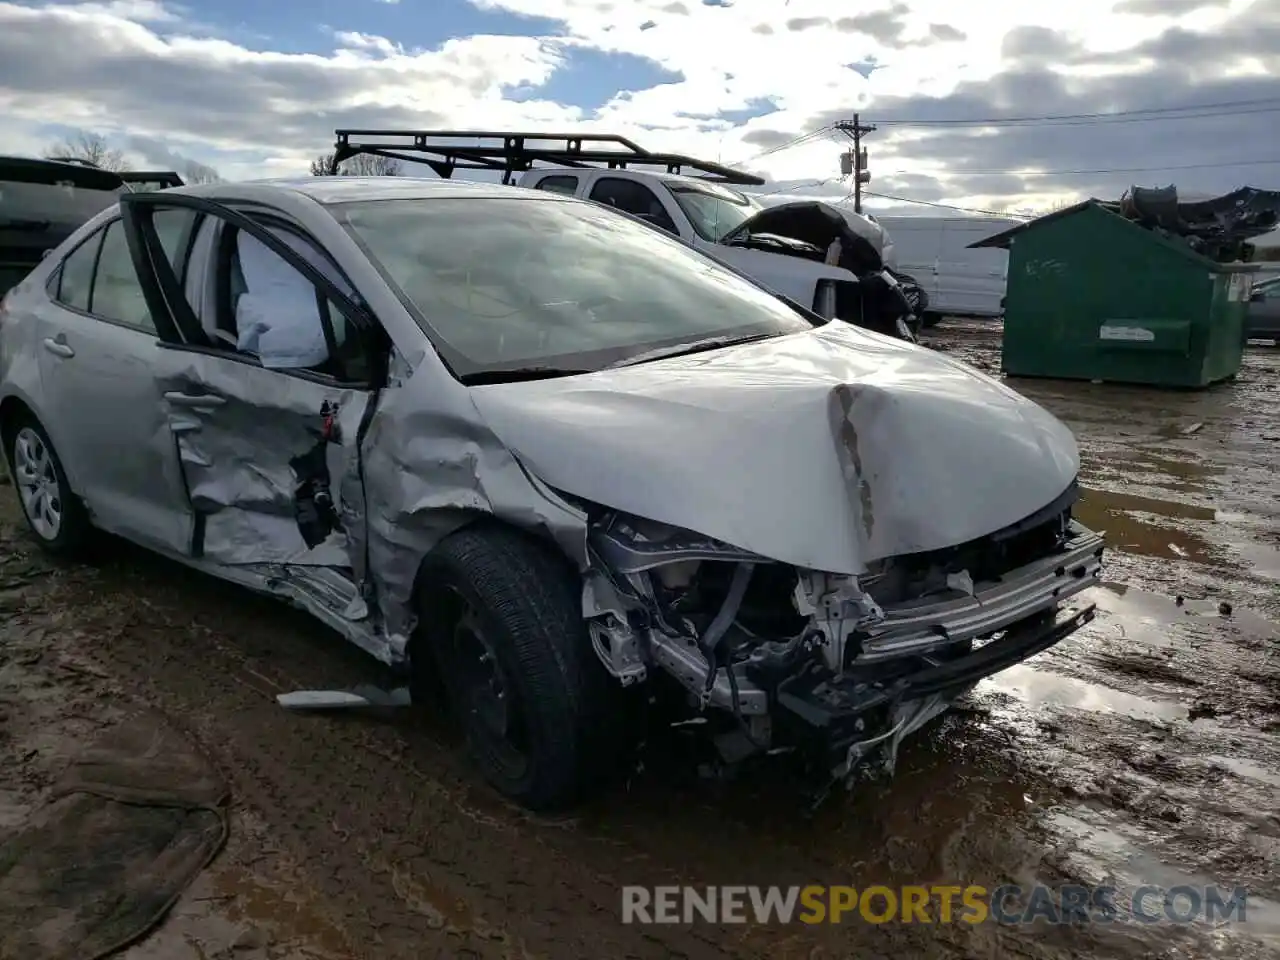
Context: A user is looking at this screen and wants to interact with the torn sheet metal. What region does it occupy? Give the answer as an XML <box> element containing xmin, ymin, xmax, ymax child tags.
<box><xmin>466</xmin><ymin>319</ymin><xmax>1079</xmax><ymax>576</ymax></box>
<box><xmin>155</xmin><ymin>350</ymin><xmax>367</xmax><ymax>568</ymax></box>
<box><xmin>356</xmin><ymin>368</ymin><xmax>589</xmax><ymax>659</ymax></box>
<box><xmin>1123</xmin><ymin>185</ymin><xmax>1280</xmax><ymax>244</ymax></box>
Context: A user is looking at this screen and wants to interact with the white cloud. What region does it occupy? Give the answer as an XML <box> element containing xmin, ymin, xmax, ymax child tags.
<box><xmin>0</xmin><ymin>0</ymin><xmax>1276</xmax><ymax>214</ymax></box>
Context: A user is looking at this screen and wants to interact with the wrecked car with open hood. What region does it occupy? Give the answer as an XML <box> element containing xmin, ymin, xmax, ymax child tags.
<box><xmin>0</xmin><ymin>177</ymin><xmax>1104</xmax><ymax>810</ymax></box>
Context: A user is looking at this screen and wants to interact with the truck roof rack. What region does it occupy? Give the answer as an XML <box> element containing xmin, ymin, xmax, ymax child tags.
<box><xmin>331</xmin><ymin>129</ymin><xmax>765</xmax><ymax>186</ymax></box>
<box><xmin>118</xmin><ymin>171</ymin><xmax>185</xmax><ymax>189</ymax></box>
<box><xmin>43</xmin><ymin>158</ymin><xmax>184</xmax><ymax>189</ymax></box>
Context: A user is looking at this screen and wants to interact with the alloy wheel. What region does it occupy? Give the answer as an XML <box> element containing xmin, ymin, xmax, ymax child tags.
<box><xmin>13</xmin><ymin>426</ymin><xmax>62</xmax><ymax>541</ymax></box>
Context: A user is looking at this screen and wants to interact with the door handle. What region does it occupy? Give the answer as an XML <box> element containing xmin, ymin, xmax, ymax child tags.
<box><xmin>164</xmin><ymin>391</ymin><xmax>227</xmax><ymax>409</ymax></box>
<box><xmin>42</xmin><ymin>336</ymin><xmax>74</xmax><ymax>358</ymax></box>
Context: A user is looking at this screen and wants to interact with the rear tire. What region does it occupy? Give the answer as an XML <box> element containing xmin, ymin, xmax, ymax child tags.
<box><xmin>6</xmin><ymin>415</ymin><xmax>90</xmax><ymax>557</ymax></box>
<box><xmin>414</xmin><ymin>523</ymin><xmax>615</xmax><ymax>811</ymax></box>
<box><xmin>920</xmin><ymin>311</ymin><xmax>942</xmax><ymax>330</ymax></box>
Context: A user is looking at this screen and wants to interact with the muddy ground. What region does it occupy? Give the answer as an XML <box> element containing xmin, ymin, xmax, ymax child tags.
<box><xmin>1</xmin><ymin>322</ymin><xmax>1278</xmax><ymax>960</ymax></box>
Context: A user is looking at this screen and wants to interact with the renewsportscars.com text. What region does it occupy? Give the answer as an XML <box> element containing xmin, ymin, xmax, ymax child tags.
<box><xmin>621</xmin><ymin>884</ymin><xmax>1249</xmax><ymax>926</ymax></box>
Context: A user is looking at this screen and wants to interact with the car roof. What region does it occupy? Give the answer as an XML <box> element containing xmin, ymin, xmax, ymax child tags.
<box><xmin>161</xmin><ymin>175</ymin><xmax>567</xmax><ymax>205</ymax></box>
<box><xmin>526</xmin><ymin>165</ymin><xmax>753</xmax><ymax>195</ymax></box>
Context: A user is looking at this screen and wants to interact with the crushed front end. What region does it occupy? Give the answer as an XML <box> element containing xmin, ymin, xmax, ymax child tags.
<box><xmin>583</xmin><ymin>481</ymin><xmax>1104</xmax><ymax>784</ymax></box>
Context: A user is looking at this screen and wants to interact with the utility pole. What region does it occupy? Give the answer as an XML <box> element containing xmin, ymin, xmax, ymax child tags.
<box><xmin>835</xmin><ymin>114</ymin><xmax>875</xmax><ymax>213</ymax></box>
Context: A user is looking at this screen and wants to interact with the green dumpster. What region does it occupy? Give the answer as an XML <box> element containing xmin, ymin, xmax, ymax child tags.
<box><xmin>973</xmin><ymin>201</ymin><xmax>1260</xmax><ymax>388</ymax></box>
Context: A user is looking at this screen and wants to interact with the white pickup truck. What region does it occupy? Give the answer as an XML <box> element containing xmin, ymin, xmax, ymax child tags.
<box><xmin>516</xmin><ymin>166</ymin><xmax>893</xmax><ymax>318</ymax></box>
<box><xmin>328</xmin><ymin>130</ymin><xmax>906</xmax><ymax>323</ymax></box>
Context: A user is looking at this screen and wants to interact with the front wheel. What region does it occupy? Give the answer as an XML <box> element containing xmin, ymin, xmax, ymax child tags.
<box><xmin>7</xmin><ymin>415</ymin><xmax>90</xmax><ymax>556</ymax></box>
<box><xmin>414</xmin><ymin>523</ymin><xmax>616</xmax><ymax>810</ymax></box>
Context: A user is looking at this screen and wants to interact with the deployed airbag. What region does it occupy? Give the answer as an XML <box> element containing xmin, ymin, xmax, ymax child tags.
<box><xmin>234</xmin><ymin>231</ymin><xmax>331</xmax><ymax>369</ymax></box>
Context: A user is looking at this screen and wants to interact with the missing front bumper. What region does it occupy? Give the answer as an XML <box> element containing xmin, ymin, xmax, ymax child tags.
<box><xmin>856</xmin><ymin>522</ymin><xmax>1104</xmax><ymax>662</ymax></box>
<box><xmin>773</xmin><ymin>602</ymin><xmax>1098</xmax><ymax>769</ymax></box>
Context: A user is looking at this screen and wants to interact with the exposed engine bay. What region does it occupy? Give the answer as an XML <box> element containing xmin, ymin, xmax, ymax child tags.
<box><xmin>582</xmin><ymin>482</ymin><xmax>1104</xmax><ymax>787</ymax></box>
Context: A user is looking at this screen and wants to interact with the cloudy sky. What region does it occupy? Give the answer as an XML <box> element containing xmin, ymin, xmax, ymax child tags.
<box><xmin>1</xmin><ymin>0</ymin><xmax>1277</xmax><ymax>216</ymax></box>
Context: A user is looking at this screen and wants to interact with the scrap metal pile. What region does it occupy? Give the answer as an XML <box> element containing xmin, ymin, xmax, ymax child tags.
<box><xmin>1116</xmin><ymin>185</ymin><xmax>1280</xmax><ymax>262</ymax></box>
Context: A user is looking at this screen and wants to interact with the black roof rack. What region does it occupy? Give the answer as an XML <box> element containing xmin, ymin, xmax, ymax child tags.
<box><xmin>10</xmin><ymin>156</ymin><xmax>184</xmax><ymax>191</ymax></box>
<box><xmin>331</xmin><ymin>129</ymin><xmax>765</xmax><ymax>186</ymax></box>
<box><xmin>117</xmin><ymin>171</ymin><xmax>185</xmax><ymax>189</ymax></box>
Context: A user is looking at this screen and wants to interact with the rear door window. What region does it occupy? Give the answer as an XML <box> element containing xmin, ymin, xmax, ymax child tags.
<box><xmin>55</xmin><ymin>229</ymin><xmax>103</xmax><ymax>312</ymax></box>
<box><xmin>91</xmin><ymin>220</ymin><xmax>153</xmax><ymax>331</ymax></box>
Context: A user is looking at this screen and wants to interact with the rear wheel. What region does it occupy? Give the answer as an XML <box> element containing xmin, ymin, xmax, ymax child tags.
<box><xmin>920</xmin><ymin>311</ymin><xmax>942</xmax><ymax>330</ymax></box>
<box><xmin>414</xmin><ymin>523</ymin><xmax>616</xmax><ymax>810</ymax></box>
<box><xmin>7</xmin><ymin>415</ymin><xmax>89</xmax><ymax>556</ymax></box>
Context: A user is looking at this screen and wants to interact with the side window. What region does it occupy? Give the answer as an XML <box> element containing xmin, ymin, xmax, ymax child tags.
<box><xmin>154</xmin><ymin>208</ymin><xmax>199</xmax><ymax>282</ymax></box>
<box><xmin>534</xmin><ymin>175</ymin><xmax>579</xmax><ymax>196</ymax></box>
<box><xmin>91</xmin><ymin>220</ymin><xmax>153</xmax><ymax>331</ymax></box>
<box><xmin>220</xmin><ymin>225</ymin><xmax>370</xmax><ymax>382</ymax></box>
<box><xmin>588</xmin><ymin>178</ymin><xmax>679</xmax><ymax>234</ymax></box>
<box><xmin>55</xmin><ymin>229</ymin><xmax>103</xmax><ymax>312</ymax></box>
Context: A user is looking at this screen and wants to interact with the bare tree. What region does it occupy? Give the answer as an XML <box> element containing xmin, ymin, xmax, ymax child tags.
<box><xmin>181</xmin><ymin>159</ymin><xmax>223</xmax><ymax>184</ymax></box>
<box><xmin>311</xmin><ymin>151</ymin><xmax>401</xmax><ymax>177</ymax></box>
<box><xmin>43</xmin><ymin>131</ymin><xmax>131</xmax><ymax>172</ymax></box>
<box><xmin>310</xmin><ymin>152</ymin><xmax>340</xmax><ymax>176</ymax></box>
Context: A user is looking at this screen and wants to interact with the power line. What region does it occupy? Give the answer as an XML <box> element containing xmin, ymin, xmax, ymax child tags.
<box><xmin>751</xmin><ymin>176</ymin><xmax>844</xmax><ymax>196</ymax></box>
<box><xmin>732</xmin><ymin>125</ymin><xmax>832</xmax><ymax>167</ymax></box>
<box><xmin>862</xmin><ymin>191</ymin><xmax>1027</xmax><ymax>219</ymax></box>
<box><xmin>727</xmin><ymin>99</ymin><xmax>1280</xmax><ymax>171</ymax></box>
<box><xmin>878</xmin><ymin>105</ymin><xmax>1280</xmax><ymax>130</ymax></box>
<box><xmin>872</xmin><ymin>96</ymin><xmax>1280</xmax><ymax>127</ymax></box>
<box><xmin>924</xmin><ymin>157</ymin><xmax>1280</xmax><ymax>178</ymax></box>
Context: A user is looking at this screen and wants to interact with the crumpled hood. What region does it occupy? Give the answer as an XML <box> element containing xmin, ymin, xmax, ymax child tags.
<box><xmin>468</xmin><ymin>322</ymin><xmax>1079</xmax><ymax>575</ymax></box>
<box><xmin>734</xmin><ymin>199</ymin><xmax>887</xmax><ymax>252</ymax></box>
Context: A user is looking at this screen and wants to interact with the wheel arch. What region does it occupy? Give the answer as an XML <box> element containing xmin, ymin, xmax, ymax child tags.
<box><xmin>0</xmin><ymin>394</ymin><xmax>37</xmax><ymax>474</ymax></box>
<box><xmin>0</xmin><ymin>393</ymin><xmax>86</xmax><ymax>496</ymax></box>
<box><xmin>405</xmin><ymin>513</ymin><xmax>583</xmax><ymax>668</ymax></box>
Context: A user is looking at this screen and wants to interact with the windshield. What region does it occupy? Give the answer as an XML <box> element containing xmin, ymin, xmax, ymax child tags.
<box><xmin>666</xmin><ymin>183</ymin><xmax>760</xmax><ymax>242</ymax></box>
<box><xmin>330</xmin><ymin>196</ymin><xmax>814</xmax><ymax>378</ymax></box>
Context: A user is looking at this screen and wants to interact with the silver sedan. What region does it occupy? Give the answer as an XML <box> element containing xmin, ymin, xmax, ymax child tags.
<box><xmin>0</xmin><ymin>177</ymin><xmax>1103</xmax><ymax>809</ymax></box>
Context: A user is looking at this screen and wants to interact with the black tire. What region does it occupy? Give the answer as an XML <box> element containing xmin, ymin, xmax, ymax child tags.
<box><xmin>5</xmin><ymin>413</ymin><xmax>90</xmax><ymax>557</ymax></box>
<box><xmin>413</xmin><ymin>522</ymin><xmax>615</xmax><ymax>811</ymax></box>
<box><xmin>920</xmin><ymin>311</ymin><xmax>942</xmax><ymax>330</ymax></box>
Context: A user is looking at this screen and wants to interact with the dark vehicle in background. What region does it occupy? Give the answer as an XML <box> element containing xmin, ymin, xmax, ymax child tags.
<box><xmin>1247</xmin><ymin>275</ymin><xmax>1280</xmax><ymax>342</ymax></box>
<box><xmin>0</xmin><ymin>156</ymin><xmax>182</xmax><ymax>295</ymax></box>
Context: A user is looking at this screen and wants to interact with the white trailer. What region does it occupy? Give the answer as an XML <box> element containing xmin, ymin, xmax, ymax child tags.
<box><xmin>873</xmin><ymin>216</ymin><xmax>1022</xmax><ymax>322</ymax></box>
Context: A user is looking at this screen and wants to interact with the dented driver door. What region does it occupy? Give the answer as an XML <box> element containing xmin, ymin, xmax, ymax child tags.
<box><xmin>119</xmin><ymin>193</ymin><xmax>384</xmax><ymax>610</ymax></box>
